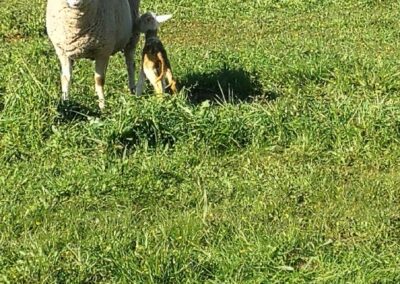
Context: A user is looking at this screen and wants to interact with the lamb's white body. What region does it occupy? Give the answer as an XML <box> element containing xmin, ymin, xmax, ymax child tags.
<box><xmin>46</xmin><ymin>0</ymin><xmax>140</xmax><ymax>109</ymax></box>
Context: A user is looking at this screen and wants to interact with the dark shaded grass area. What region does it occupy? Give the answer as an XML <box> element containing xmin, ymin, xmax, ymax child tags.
<box><xmin>181</xmin><ymin>65</ymin><xmax>273</xmax><ymax>103</ymax></box>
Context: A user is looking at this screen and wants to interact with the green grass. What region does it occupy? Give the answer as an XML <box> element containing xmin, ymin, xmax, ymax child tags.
<box><xmin>1</xmin><ymin>0</ymin><xmax>400</xmax><ymax>282</ymax></box>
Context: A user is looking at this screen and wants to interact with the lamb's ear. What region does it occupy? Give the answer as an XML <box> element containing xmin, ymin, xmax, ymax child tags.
<box><xmin>156</xmin><ymin>14</ymin><xmax>172</xmax><ymax>23</ymax></box>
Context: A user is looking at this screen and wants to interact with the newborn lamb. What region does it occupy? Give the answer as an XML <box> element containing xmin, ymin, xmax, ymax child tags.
<box><xmin>136</xmin><ymin>12</ymin><xmax>177</xmax><ymax>96</ymax></box>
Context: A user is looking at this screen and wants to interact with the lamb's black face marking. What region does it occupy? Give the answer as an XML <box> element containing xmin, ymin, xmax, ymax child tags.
<box><xmin>139</xmin><ymin>12</ymin><xmax>158</xmax><ymax>33</ymax></box>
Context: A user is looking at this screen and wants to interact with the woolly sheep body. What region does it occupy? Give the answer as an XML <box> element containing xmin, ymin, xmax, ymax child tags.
<box><xmin>46</xmin><ymin>0</ymin><xmax>140</xmax><ymax>109</ymax></box>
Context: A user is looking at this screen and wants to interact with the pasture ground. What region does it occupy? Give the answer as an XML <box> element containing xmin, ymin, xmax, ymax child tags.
<box><xmin>0</xmin><ymin>0</ymin><xmax>399</xmax><ymax>282</ymax></box>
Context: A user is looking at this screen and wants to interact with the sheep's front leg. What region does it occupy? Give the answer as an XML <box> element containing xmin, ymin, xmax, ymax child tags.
<box><xmin>94</xmin><ymin>57</ymin><xmax>109</xmax><ymax>110</ymax></box>
<box><xmin>135</xmin><ymin>67</ymin><xmax>146</xmax><ymax>96</ymax></box>
<box><xmin>124</xmin><ymin>49</ymin><xmax>135</xmax><ymax>93</ymax></box>
<box><xmin>124</xmin><ymin>32</ymin><xmax>140</xmax><ymax>94</ymax></box>
<box><xmin>58</xmin><ymin>53</ymin><xmax>73</xmax><ymax>102</ymax></box>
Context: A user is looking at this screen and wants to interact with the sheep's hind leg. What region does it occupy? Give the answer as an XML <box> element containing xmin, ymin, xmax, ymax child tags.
<box><xmin>95</xmin><ymin>57</ymin><xmax>109</xmax><ymax>110</ymax></box>
<box><xmin>58</xmin><ymin>53</ymin><xmax>73</xmax><ymax>102</ymax></box>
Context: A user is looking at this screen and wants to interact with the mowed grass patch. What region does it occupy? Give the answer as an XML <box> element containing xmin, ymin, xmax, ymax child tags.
<box><xmin>1</xmin><ymin>0</ymin><xmax>400</xmax><ymax>282</ymax></box>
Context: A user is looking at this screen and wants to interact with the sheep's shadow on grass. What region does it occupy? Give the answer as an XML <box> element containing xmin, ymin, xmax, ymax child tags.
<box><xmin>179</xmin><ymin>66</ymin><xmax>279</xmax><ymax>104</ymax></box>
<box><xmin>56</xmin><ymin>100</ymin><xmax>101</xmax><ymax>123</ymax></box>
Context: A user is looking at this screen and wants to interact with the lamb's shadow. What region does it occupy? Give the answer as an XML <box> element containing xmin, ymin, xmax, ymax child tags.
<box><xmin>56</xmin><ymin>100</ymin><xmax>101</xmax><ymax>123</ymax></box>
<box><xmin>180</xmin><ymin>65</ymin><xmax>279</xmax><ymax>104</ymax></box>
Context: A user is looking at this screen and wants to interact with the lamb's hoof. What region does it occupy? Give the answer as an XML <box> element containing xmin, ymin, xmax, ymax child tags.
<box><xmin>155</xmin><ymin>94</ymin><xmax>166</xmax><ymax>101</ymax></box>
<box><xmin>130</xmin><ymin>87</ymin><xmax>137</xmax><ymax>95</ymax></box>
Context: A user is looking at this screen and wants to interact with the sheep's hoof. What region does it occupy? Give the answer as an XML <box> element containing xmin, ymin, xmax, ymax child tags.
<box><xmin>98</xmin><ymin>101</ymin><xmax>105</xmax><ymax>111</ymax></box>
<box><xmin>58</xmin><ymin>100</ymin><xmax>69</xmax><ymax>114</ymax></box>
<box><xmin>62</xmin><ymin>92</ymin><xmax>69</xmax><ymax>102</ymax></box>
<box><xmin>59</xmin><ymin>97</ymin><xmax>70</xmax><ymax>109</ymax></box>
<box><xmin>130</xmin><ymin>87</ymin><xmax>137</xmax><ymax>95</ymax></box>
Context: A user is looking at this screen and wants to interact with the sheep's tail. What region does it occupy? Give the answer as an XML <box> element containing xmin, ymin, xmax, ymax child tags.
<box><xmin>155</xmin><ymin>52</ymin><xmax>166</xmax><ymax>83</ymax></box>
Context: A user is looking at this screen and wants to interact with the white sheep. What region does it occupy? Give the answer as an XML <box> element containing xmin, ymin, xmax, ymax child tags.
<box><xmin>46</xmin><ymin>0</ymin><xmax>140</xmax><ymax>110</ymax></box>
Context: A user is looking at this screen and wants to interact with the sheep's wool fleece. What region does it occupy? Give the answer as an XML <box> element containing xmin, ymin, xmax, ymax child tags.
<box><xmin>46</xmin><ymin>0</ymin><xmax>139</xmax><ymax>60</ymax></box>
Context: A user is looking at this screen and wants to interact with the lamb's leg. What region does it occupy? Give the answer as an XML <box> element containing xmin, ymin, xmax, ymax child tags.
<box><xmin>124</xmin><ymin>32</ymin><xmax>140</xmax><ymax>94</ymax></box>
<box><xmin>58</xmin><ymin>53</ymin><xmax>73</xmax><ymax>102</ymax></box>
<box><xmin>144</xmin><ymin>68</ymin><xmax>163</xmax><ymax>96</ymax></box>
<box><xmin>136</xmin><ymin>67</ymin><xmax>146</xmax><ymax>96</ymax></box>
<box><xmin>162</xmin><ymin>79</ymin><xmax>167</xmax><ymax>94</ymax></box>
<box><xmin>94</xmin><ymin>57</ymin><xmax>109</xmax><ymax>110</ymax></box>
<box><xmin>165</xmin><ymin>69</ymin><xmax>177</xmax><ymax>94</ymax></box>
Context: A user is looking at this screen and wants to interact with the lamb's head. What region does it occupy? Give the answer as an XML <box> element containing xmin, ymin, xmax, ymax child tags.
<box><xmin>66</xmin><ymin>0</ymin><xmax>93</xmax><ymax>9</ymax></box>
<box><xmin>139</xmin><ymin>12</ymin><xmax>172</xmax><ymax>33</ymax></box>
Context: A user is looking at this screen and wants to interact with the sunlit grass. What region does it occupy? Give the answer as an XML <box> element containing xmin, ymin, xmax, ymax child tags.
<box><xmin>0</xmin><ymin>0</ymin><xmax>399</xmax><ymax>282</ymax></box>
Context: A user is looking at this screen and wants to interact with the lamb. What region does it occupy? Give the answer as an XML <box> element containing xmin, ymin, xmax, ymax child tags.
<box><xmin>46</xmin><ymin>0</ymin><xmax>141</xmax><ymax>110</ymax></box>
<box><xmin>136</xmin><ymin>12</ymin><xmax>177</xmax><ymax>96</ymax></box>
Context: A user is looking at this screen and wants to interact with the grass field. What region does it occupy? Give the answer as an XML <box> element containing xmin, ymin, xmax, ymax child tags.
<box><xmin>1</xmin><ymin>0</ymin><xmax>400</xmax><ymax>282</ymax></box>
